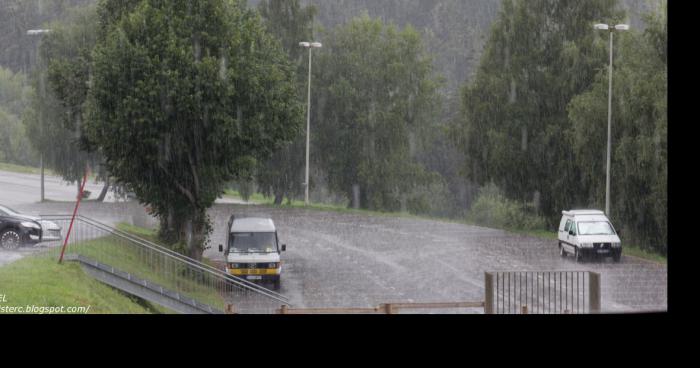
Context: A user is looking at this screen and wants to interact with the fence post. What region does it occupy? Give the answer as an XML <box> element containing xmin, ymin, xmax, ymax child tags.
<box><xmin>521</xmin><ymin>305</ymin><xmax>528</xmax><ymax>314</ymax></box>
<box><xmin>279</xmin><ymin>305</ymin><xmax>288</xmax><ymax>314</ymax></box>
<box><xmin>382</xmin><ymin>304</ymin><xmax>395</xmax><ymax>314</ymax></box>
<box><xmin>589</xmin><ymin>272</ymin><xmax>601</xmax><ymax>314</ymax></box>
<box><xmin>484</xmin><ymin>272</ymin><xmax>494</xmax><ymax>314</ymax></box>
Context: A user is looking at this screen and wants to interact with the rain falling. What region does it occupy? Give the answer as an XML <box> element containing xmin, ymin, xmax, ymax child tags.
<box><xmin>0</xmin><ymin>0</ymin><xmax>667</xmax><ymax>315</ymax></box>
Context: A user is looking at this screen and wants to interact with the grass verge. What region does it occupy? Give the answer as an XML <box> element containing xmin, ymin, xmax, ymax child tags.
<box><xmin>0</xmin><ymin>255</ymin><xmax>172</xmax><ymax>314</ymax></box>
<box><xmin>2</xmin><ymin>222</ymin><xmax>226</xmax><ymax>313</ymax></box>
<box><xmin>0</xmin><ymin>162</ymin><xmax>53</xmax><ymax>175</ymax></box>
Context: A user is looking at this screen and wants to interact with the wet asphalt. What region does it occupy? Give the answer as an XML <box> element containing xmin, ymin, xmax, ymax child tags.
<box><xmin>5</xmin><ymin>200</ymin><xmax>668</xmax><ymax>314</ymax></box>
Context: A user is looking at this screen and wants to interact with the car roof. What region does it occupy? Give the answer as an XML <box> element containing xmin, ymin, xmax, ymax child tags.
<box><xmin>562</xmin><ymin>209</ymin><xmax>605</xmax><ymax>216</ymax></box>
<box><xmin>230</xmin><ymin>217</ymin><xmax>276</xmax><ymax>233</ymax></box>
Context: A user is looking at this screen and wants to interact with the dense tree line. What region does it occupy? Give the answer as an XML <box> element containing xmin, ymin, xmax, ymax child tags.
<box><xmin>254</xmin><ymin>0</ymin><xmax>316</xmax><ymax>205</ymax></box>
<box><xmin>310</xmin><ymin>15</ymin><xmax>446</xmax><ymax>213</ymax></box>
<box><xmin>568</xmin><ymin>4</ymin><xmax>667</xmax><ymax>253</ymax></box>
<box><xmin>456</xmin><ymin>0</ymin><xmax>666</xmax><ymax>253</ymax></box>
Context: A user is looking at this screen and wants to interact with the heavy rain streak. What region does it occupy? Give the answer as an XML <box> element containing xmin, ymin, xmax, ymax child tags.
<box><xmin>0</xmin><ymin>0</ymin><xmax>666</xmax><ymax>315</ymax></box>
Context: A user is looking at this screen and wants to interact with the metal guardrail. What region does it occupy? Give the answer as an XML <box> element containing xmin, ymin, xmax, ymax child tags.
<box><xmin>64</xmin><ymin>254</ymin><xmax>224</xmax><ymax>314</ymax></box>
<box><xmin>484</xmin><ymin>271</ymin><xmax>601</xmax><ymax>314</ymax></box>
<box><xmin>40</xmin><ymin>214</ymin><xmax>290</xmax><ymax>312</ymax></box>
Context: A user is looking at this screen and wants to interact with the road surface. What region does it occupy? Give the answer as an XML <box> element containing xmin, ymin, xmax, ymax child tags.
<box><xmin>1</xmin><ymin>169</ymin><xmax>667</xmax><ymax>313</ymax></box>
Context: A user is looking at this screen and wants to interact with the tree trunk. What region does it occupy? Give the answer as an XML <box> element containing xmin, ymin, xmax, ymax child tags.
<box><xmin>352</xmin><ymin>184</ymin><xmax>360</xmax><ymax>209</ymax></box>
<box><xmin>274</xmin><ymin>192</ymin><xmax>284</xmax><ymax>205</ymax></box>
<box><xmin>96</xmin><ymin>177</ymin><xmax>110</xmax><ymax>202</ymax></box>
<box><xmin>184</xmin><ymin>211</ymin><xmax>207</xmax><ymax>261</ymax></box>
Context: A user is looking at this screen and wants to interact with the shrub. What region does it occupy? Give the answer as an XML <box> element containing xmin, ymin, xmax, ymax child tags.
<box><xmin>467</xmin><ymin>183</ymin><xmax>546</xmax><ymax>231</ymax></box>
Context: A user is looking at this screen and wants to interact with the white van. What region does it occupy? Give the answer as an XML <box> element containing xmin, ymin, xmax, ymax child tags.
<box><xmin>558</xmin><ymin>210</ymin><xmax>621</xmax><ymax>262</ymax></box>
<box><xmin>218</xmin><ymin>216</ymin><xmax>286</xmax><ymax>290</ymax></box>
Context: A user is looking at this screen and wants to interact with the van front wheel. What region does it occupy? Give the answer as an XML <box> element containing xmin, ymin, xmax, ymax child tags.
<box><xmin>613</xmin><ymin>251</ymin><xmax>621</xmax><ymax>263</ymax></box>
<box><xmin>575</xmin><ymin>248</ymin><xmax>583</xmax><ymax>263</ymax></box>
<box><xmin>559</xmin><ymin>243</ymin><xmax>566</xmax><ymax>258</ymax></box>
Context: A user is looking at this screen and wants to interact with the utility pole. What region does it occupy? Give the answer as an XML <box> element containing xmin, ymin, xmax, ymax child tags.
<box><xmin>299</xmin><ymin>41</ymin><xmax>322</xmax><ymax>206</ymax></box>
<box><xmin>27</xmin><ymin>29</ymin><xmax>51</xmax><ymax>202</ymax></box>
<box><xmin>594</xmin><ymin>23</ymin><xmax>629</xmax><ymax>216</ymax></box>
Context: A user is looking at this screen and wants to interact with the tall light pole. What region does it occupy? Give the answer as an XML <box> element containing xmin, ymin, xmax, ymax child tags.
<box><xmin>299</xmin><ymin>41</ymin><xmax>322</xmax><ymax>206</ymax></box>
<box><xmin>594</xmin><ymin>23</ymin><xmax>628</xmax><ymax>217</ymax></box>
<box><xmin>27</xmin><ymin>29</ymin><xmax>51</xmax><ymax>203</ymax></box>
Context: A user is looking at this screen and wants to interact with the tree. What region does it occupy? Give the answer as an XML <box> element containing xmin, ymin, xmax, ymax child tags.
<box><xmin>22</xmin><ymin>4</ymin><xmax>105</xmax><ymax>196</ymax></box>
<box><xmin>255</xmin><ymin>0</ymin><xmax>316</xmax><ymax>205</ymax></box>
<box><xmin>568</xmin><ymin>2</ymin><xmax>667</xmax><ymax>253</ymax></box>
<box><xmin>313</xmin><ymin>14</ymin><xmax>442</xmax><ymax>211</ymax></box>
<box><xmin>0</xmin><ymin>0</ymin><xmax>96</xmax><ymax>74</ymax></box>
<box><xmin>455</xmin><ymin>0</ymin><xmax>623</xmax><ymax>226</ymax></box>
<box><xmin>85</xmin><ymin>0</ymin><xmax>303</xmax><ymax>259</ymax></box>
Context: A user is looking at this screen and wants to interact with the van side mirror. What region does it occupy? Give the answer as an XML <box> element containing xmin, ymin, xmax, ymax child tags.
<box><xmin>281</xmin><ymin>244</ymin><xmax>286</xmax><ymax>252</ymax></box>
<box><xmin>569</xmin><ymin>230</ymin><xmax>575</xmax><ymax>236</ymax></box>
<box><xmin>218</xmin><ymin>244</ymin><xmax>223</xmax><ymax>252</ymax></box>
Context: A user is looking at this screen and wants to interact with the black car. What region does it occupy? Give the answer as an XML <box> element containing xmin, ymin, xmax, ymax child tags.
<box><xmin>0</xmin><ymin>205</ymin><xmax>44</xmax><ymax>249</ymax></box>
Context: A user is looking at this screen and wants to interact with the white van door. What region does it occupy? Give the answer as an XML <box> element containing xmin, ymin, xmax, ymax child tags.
<box><xmin>558</xmin><ymin>216</ymin><xmax>570</xmax><ymax>243</ymax></box>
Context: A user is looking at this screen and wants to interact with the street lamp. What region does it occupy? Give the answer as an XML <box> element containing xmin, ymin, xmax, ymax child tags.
<box><xmin>594</xmin><ymin>23</ymin><xmax>628</xmax><ymax>217</ymax></box>
<box><xmin>27</xmin><ymin>29</ymin><xmax>52</xmax><ymax>203</ymax></box>
<box><xmin>299</xmin><ymin>41</ymin><xmax>322</xmax><ymax>206</ymax></box>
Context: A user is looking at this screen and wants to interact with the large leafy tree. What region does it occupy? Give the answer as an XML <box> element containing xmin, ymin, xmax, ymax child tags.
<box><xmin>455</xmin><ymin>0</ymin><xmax>623</xmax><ymax>226</ymax></box>
<box><xmin>255</xmin><ymin>0</ymin><xmax>316</xmax><ymax>205</ymax></box>
<box><xmin>568</xmin><ymin>3</ymin><xmax>667</xmax><ymax>253</ymax></box>
<box><xmin>313</xmin><ymin>15</ymin><xmax>442</xmax><ymax>211</ymax></box>
<box><xmin>85</xmin><ymin>0</ymin><xmax>302</xmax><ymax>259</ymax></box>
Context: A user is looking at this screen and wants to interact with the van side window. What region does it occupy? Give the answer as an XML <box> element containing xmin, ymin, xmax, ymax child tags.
<box><xmin>564</xmin><ymin>220</ymin><xmax>571</xmax><ymax>232</ymax></box>
<box><xmin>570</xmin><ymin>222</ymin><xmax>577</xmax><ymax>235</ymax></box>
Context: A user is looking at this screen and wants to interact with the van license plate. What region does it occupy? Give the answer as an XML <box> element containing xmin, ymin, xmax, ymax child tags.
<box><xmin>597</xmin><ymin>249</ymin><xmax>609</xmax><ymax>254</ymax></box>
<box><xmin>247</xmin><ymin>276</ymin><xmax>262</xmax><ymax>280</ymax></box>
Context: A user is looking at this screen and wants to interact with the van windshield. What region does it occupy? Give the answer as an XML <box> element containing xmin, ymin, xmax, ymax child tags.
<box><xmin>229</xmin><ymin>232</ymin><xmax>278</xmax><ymax>253</ymax></box>
<box><xmin>577</xmin><ymin>221</ymin><xmax>616</xmax><ymax>236</ymax></box>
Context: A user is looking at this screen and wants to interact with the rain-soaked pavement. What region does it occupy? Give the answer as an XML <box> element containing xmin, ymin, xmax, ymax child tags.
<box><xmin>3</xmin><ymin>198</ymin><xmax>668</xmax><ymax>314</ymax></box>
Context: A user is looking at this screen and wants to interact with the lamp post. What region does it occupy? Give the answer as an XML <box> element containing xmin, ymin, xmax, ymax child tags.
<box><xmin>27</xmin><ymin>29</ymin><xmax>51</xmax><ymax>203</ymax></box>
<box><xmin>299</xmin><ymin>41</ymin><xmax>322</xmax><ymax>206</ymax></box>
<box><xmin>594</xmin><ymin>23</ymin><xmax>628</xmax><ymax>217</ymax></box>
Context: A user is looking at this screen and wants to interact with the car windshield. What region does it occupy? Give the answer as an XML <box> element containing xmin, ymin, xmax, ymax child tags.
<box><xmin>229</xmin><ymin>232</ymin><xmax>278</xmax><ymax>253</ymax></box>
<box><xmin>577</xmin><ymin>221</ymin><xmax>616</xmax><ymax>236</ymax></box>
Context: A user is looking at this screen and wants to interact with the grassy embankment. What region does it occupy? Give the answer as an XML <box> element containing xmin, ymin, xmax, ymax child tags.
<box><xmin>0</xmin><ymin>223</ymin><xmax>227</xmax><ymax>314</ymax></box>
<box><xmin>223</xmin><ymin>189</ymin><xmax>667</xmax><ymax>264</ymax></box>
<box><xmin>0</xmin><ymin>256</ymin><xmax>173</xmax><ymax>314</ymax></box>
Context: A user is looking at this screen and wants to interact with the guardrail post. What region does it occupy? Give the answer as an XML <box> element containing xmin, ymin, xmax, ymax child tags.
<box><xmin>589</xmin><ymin>272</ymin><xmax>601</xmax><ymax>314</ymax></box>
<box><xmin>382</xmin><ymin>304</ymin><xmax>395</xmax><ymax>314</ymax></box>
<box><xmin>521</xmin><ymin>305</ymin><xmax>528</xmax><ymax>314</ymax></box>
<box><xmin>279</xmin><ymin>305</ymin><xmax>288</xmax><ymax>314</ymax></box>
<box><xmin>484</xmin><ymin>272</ymin><xmax>494</xmax><ymax>314</ymax></box>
